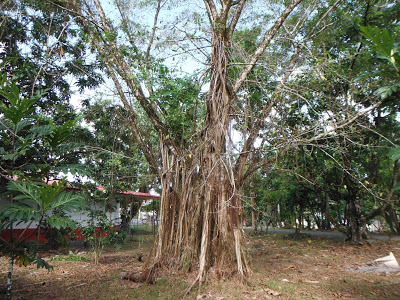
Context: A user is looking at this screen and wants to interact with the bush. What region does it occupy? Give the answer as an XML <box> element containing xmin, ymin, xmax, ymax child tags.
<box><xmin>103</xmin><ymin>228</ymin><xmax>127</xmax><ymax>245</ymax></box>
<box><xmin>51</xmin><ymin>251</ymin><xmax>88</xmax><ymax>262</ymax></box>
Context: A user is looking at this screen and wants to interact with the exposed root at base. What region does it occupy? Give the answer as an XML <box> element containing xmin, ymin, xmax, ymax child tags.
<box><xmin>182</xmin><ymin>270</ymin><xmax>251</xmax><ymax>298</ymax></box>
<box><xmin>120</xmin><ymin>267</ymin><xmax>156</xmax><ymax>284</ymax></box>
<box><xmin>183</xmin><ymin>274</ymin><xmax>200</xmax><ymax>297</ymax></box>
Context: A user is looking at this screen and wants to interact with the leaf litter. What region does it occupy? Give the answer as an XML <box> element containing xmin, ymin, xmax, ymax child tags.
<box><xmin>0</xmin><ymin>233</ymin><xmax>400</xmax><ymax>299</ymax></box>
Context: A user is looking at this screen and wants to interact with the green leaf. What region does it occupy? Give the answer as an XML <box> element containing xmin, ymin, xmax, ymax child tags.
<box><xmin>374</xmin><ymin>84</ymin><xmax>400</xmax><ymax>99</ymax></box>
<box><xmin>45</xmin><ymin>216</ymin><xmax>76</xmax><ymax>230</ymax></box>
<box><xmin>47</xmin><ymin>121</ymin><xmax>76</xmax><ymax>149</ymax></box>
<box><xmin>0</xmin><ymin>203</ymin><xmax>39</xmax><ymax>223</ymax></box>
<box><xmin>7</xmin><ymin>181</ymin><xmax>42</xmax><ymax>206</ymax></box>
<box><xmin>14</xmin><ymin>253</ymin><xmax>53</xmax><ymax>270</ymax></box>
<box><xmin>47</xmin><ymin>191</ymin><xmax>83</xmax><ymax>212</ymax></box>
<box><xmin>388</xmin><ymin>147</ymin><xmax>400</xmax><ymax>162</ymax></box>
<box><xmin>33</xmin><ymin>257</ymin><xmax>53</xmax><ymax>271</ymax></box>
<box><xmin>0</xmin><ymin>76</ymin><xmax>20</xmax><ymax>106</ymax></box>
<box><xmin>360</xmin><ymin>26</ymin><xmax>399</xmax><ymax>71</ymax></box>
<box><xmin>57</xmin><ymin>164</ymin><xmax>92</xmax><ymax>177</ymax></box>
<box><xmin>15</xmin><ymin>118</ymin><xmax>35</xmax><ymax>134</ymax></box>
<box><xmin>15</xmin><ymin>253</ymin><xmax>34</xmax><ymax>267</ymax></box>
<box><xmin>31</xmin><ymin>124</ymin><xmax>55</xmax><ymax>139</ymax></box>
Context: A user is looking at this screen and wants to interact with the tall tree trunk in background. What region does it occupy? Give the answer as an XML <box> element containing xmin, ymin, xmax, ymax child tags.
<box><xmin>345</xmin><ymin>179</ymin><xmax>366</xmax><ymax>243</ymax></box>
<box><xmin>250</xmin><ymin>159</ymin><xmax>257</xmax><ymax>232</ymax></box>
<box><xmin>251</xmin><ymin>188</ymin><xmax>257</xmax><ymax>232</ymax></box>
<box><xmin>277</xmin><ymin>203</ymin><xmax>281</xmax><ymax>228</ymax></box>
<box><xmin>299</xmin><ymin>199</ymin><xmax>304</xmax><ymax>231</ymax></box>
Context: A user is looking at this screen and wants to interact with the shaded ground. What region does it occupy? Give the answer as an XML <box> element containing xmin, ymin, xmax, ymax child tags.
<box><xmin>1</xmin><ymin>232</ymin><xmax>400</xmax><ymax>299</ymax></box>
<box><xmin>249</xmin><ymin>228</ymin><xmax>400</xmax><ymax>241</ymax></box>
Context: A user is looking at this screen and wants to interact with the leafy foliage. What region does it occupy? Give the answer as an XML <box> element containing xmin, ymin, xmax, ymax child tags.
<box><xmin>50</xmin><ymin>251</ymin><xmax>88</xmax><ymax>262</ymax></box>
<box><xmin>80</xmin><ymin>209</ymin><xmax>120</xmax><ymax>265</ymax></box>
<box><xmin>0</xmin><ymin>0</ymin><xmax>103</xmax><ymax>113</ymax></box>
<box><xmin>0</xmin><ymin>75</ymin><xmax>86</xmax><ymax>298</ymax></box>
<box><xmin>0</xmin><ymin>75</ymin><xmax>89</xmax><ymax>181</ymax></box>
<box><xmin>359</xmin><ymin>26</ymin><xmax>400</xmax><ymax>99</ymax></box>
<box><xmin>153</xmin><ymin>75</ymin><xmax>202</xmax><ymax>145</ymax></box>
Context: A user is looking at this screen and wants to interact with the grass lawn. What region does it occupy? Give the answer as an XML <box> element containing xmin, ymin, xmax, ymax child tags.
<box><xmin>1</xmin><ymin>232</ymin><xmax>400</xmax><ymax>299</ymax></box>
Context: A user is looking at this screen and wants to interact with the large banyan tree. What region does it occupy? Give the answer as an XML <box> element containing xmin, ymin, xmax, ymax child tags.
<box><xmin>64</xmin><ymin>0</ymin><xmax>386</xmax><ymax>283</ymax></box>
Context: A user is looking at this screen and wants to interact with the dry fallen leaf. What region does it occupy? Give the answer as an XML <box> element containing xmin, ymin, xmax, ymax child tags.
<box><xmin>282</xmin><ymin>265</ymin><xmax>296</xmax><ymax>270</ymax></box>
<box><xmin>303</xmin><ymin>279</ymin><xmax>319</xmax><ymax>284</ymax></box>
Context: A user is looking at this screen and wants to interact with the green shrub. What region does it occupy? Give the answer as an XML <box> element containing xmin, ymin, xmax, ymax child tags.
<box><xmin>51</xmin><ymin>251</ymin><xmax>88</xmax><ymax>262</ymax></box>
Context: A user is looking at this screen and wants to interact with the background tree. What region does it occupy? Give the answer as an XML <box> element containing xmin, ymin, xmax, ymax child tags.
<box><xmin>0</xmin><ymin>0</ymin><xmax>102</xmax><ymax>114</ymax></box>
<box><xmin>79</xmin><ymin>97</ymin><xmax>159</xmax><ymax>225</ymax></box>
<box><xmin>0</xmin><ymin>77</ymin><xmax>85</xmax><ymax>300</ymax></box>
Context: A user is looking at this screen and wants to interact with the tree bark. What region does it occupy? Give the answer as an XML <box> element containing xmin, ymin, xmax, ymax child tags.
<box><xmin>250</xmin><ymin>159</ymin><xmax>257</xmax><ymax>232</ymax></box>
<box><xmin>6</xmin><ymin>255</ymin><xmax>14</xmax><ymax>300</ymax></box>
<box><xmin>154</xmin><ymin>24</ymin><xmax>250</xmax><ymax>283</ymax></box>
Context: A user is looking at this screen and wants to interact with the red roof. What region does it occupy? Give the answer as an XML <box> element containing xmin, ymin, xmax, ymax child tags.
<box><xmin>95</xmin><ymin>184</ymin><xmax>160</xmax><ymax>199</ymax></box>
<box><xmin>9</xmin><ymin>177</ymin><xmax>160</xmax><ymax>200</ymax></box>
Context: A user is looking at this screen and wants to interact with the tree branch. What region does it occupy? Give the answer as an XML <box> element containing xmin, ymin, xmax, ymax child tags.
<box><xmin>203</xmin><ymin>0</ymin><xmax>218</xmax><ymax>22</ymax></box>
<box><xmin>234</xmin><ymin>0</ymin><xmax>342</xmax><ymax>184</ymax></box>
<box><xmin>233</xmin><ymin>0</ymin><xmax>303</xmax><ymax>93</ymax></box>
<box><xmin>228</xmin><ymin>0</ymin><xmax>247</xmax><ymax>36</ymax></box>
<box><xmin>144</xmin><ymin>0</ymin><xmax>163</xmax><ymax>96</ymax></box>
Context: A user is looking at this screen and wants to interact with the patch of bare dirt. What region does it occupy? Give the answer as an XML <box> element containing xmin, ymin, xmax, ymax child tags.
<box><xmin>0</xmin><ymin>233</ymin><xmax>399</xmax><ymax>299</ymax></box>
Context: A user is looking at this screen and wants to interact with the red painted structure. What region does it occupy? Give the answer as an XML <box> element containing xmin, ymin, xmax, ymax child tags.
<box><xmin>0</xmin><ymin>180</ymin><xmax>160</xmax><ymax>244</ymax></box>
<box><xmin>0</xmin><ymin>227</ymin><xmax>120</xmax><ymax>243</ymax></box>
<box><xmin>1</xmin><ymin>228</ymin><xmax>50</xmax><ymax>243</ymax></box>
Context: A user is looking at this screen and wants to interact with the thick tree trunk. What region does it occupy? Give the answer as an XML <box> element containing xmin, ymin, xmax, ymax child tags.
<box><xmin>152</xmin><ymin>28</ymin><xmax>250</xmax><ymax>283</ymax></box>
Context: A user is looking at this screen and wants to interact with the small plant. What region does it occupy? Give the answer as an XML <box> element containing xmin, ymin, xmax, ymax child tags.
<box><xmin>115</xmin><ymin>244</ymin><xmax>123</xmax><ymax>252</ymax></box>
<box><xmin>80</xmin><ymin>209</ymin><xmax>112</xmax><ymax>265</ymax></box>
<box><xmin>103</xmin><ymin>228</ymin><xmax>127</xmax><ymax>245</ymax></box>
<box><xmin>50</xmin><ymin>251</ymin><xmax>88</xmax><ymax>262</ymax></box>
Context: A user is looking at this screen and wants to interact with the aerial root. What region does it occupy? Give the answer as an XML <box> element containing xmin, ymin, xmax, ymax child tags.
<box><xmin>182</xmin><ymin>274</ymin><xmax>200</xmax><ymax>298</ymax></box>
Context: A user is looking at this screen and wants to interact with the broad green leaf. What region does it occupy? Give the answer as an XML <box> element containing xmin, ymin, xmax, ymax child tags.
<box><xmin>0</xmin><ymin>203</ymin><xmax>39</xmax><ymax>222</ymax></box>
<box><xmin>388</xmin><ymin>147</ymin><xmax>400</xmax><ymax>162</ymax></box>
<box><xmin>45</xmin><ymin>216</ymin><xmax>76</xmax><ymax>229</ymax></box>
<box><xmin>15</xmin><ymin>253</ymin><xmax>34</xmax><ymax>267</ymax></box>
<box><xmin>360</xmin><ymin>26</ymin><xmax>399</xmax><ymax>71</ymax></box>
<box><xmin>48</xmin><ymin>191</ymin><xmax>84</xmax><ymax>212</ymax></box>
<box><xmin>374</xmin><ymin>84</ymin><xmax>400</xmax><ymax>99</ymax></box>
<box><xmin>7</xmin><ymin>181</ymin><xmax>41</xmax><ymax>205</ymax></box>
<box><xmin>34</xmin><ymin>257</ymin><xmax>53</xmax><ymax>270</ymax></box>
<box><xmin>15</xmin><ymin>118</ymin><xmax>35</xmax><ymax>134</ymax></box>
<box><xmin>31</xmin><ymin>124</ymin><xmax>55</xmax><ymax>139</ymax></box>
